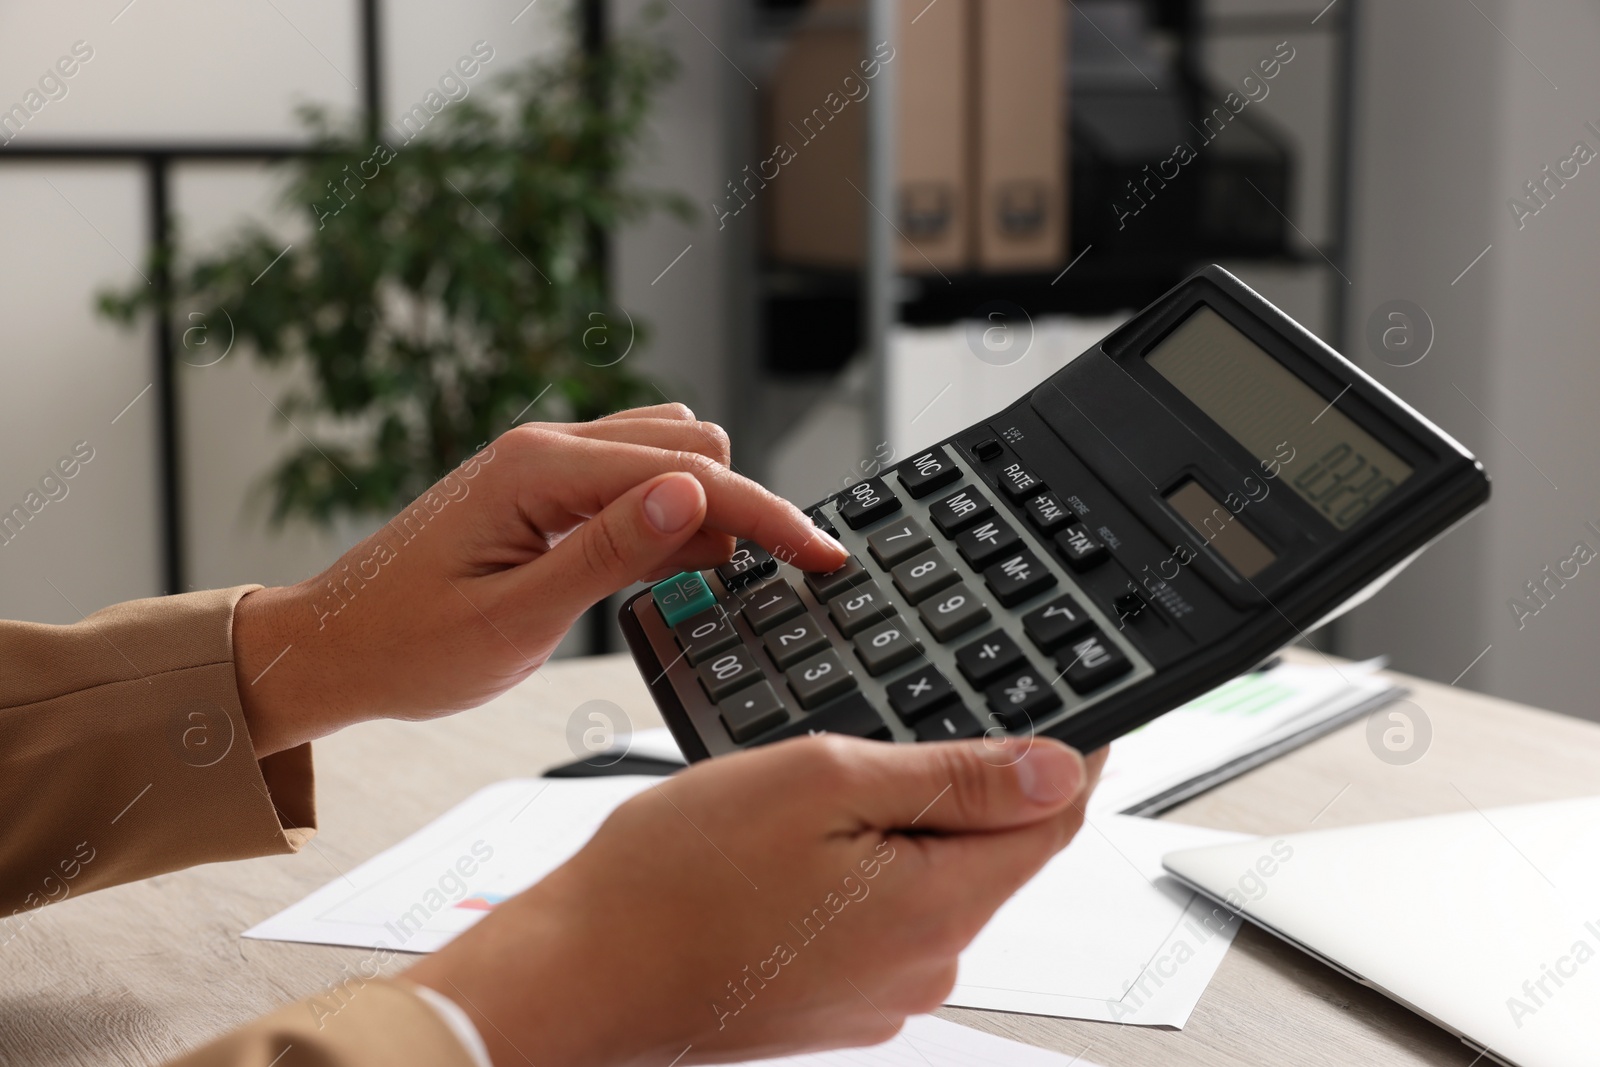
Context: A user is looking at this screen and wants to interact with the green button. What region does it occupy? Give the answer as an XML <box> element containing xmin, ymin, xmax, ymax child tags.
<box><xmin>652</xmin><ymin>571</ymin><xmax>716</xmax><ymax>628</ymax></box>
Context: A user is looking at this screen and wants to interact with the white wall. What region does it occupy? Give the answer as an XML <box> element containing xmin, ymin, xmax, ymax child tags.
<box><xmin>0</xmin><ymin>1</ymin><xmax>612</xmax><ymax>622</ymax></box>
<box><xmin>1341</xmin><ymin>0</ymin><xmax>1600</xmax><ymax>723</ymax></box>
<box><xmin>609</xmin><ymin>0</ymin><xmax>739</xmax><ymax>428</ymax></box>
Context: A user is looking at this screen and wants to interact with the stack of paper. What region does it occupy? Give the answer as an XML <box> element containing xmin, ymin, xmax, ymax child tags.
<box><xmin>1089</xmin><ymin>658</ymin><xmax>1403</xmax><ymax>816</ymax></box>
<box><xmin>246</xmin><ymin>776</ymin><xmax>1243</xmax><ymax>1028</ymax></box>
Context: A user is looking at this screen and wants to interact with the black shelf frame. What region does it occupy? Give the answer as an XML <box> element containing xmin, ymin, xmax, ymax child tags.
<box><xmin>749</xmin><ymin>0</ymin><xmax>1357</xmax><ymax>379</ymax></box>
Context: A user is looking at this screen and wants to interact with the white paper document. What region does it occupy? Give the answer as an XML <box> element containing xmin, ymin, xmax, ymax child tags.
<box><xmin>949</xmin><ymin>814</ymin><xmax>1244</xmax><ymax>1026</ymax></box>
<box><xmin>741</xmin><ymin>1014</ymin><xmax>1106</xmax><ymax>1067</ymax></box>
<box><xmin>248</xmin><ymin>777</ymin><xmax>1242</xmax><ymax>1028</ymax></box>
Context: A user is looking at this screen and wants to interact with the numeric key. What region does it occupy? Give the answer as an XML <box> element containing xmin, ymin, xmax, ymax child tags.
<box><xmin>917</xmin><ymin>583</ymin><xmax>990</xmax><ymax>642</ymax></box>
<box><xmin>786</xmin><ymin>649</ymin><xmax>857</xmax><ymax>708</ymax></box>
<box><xmin>867</xmin><ymin>518</ymin><xmax>933</xmax><ymax>567</ymax></box>
<box><xmin>890</xmin><ymin>547</ymin><xmax>960</xmax><ymax>603</ymax></box>
<box><xmin>827</xmin><ymin>580</ymin><xmax>897</xmax><ymax>637</ymax></box>
<box><xmin>742</xmin><ymin>580</ymin><xmax>804</xmax><ymax>634</ymax></box>
<box><xmin>897</xmin><ymin>445</ymin><xmax>962</xmax><ymax>498</ymax></box>
<box><xmin>837</xmin><ymin>477</ymin><xmax>901</xmax><ymax>529</ymax></box>
<box><xmin>853</xmin><ymin>618</ymin><xmax>923</xmax><ymax>676</ymax></box>
<box><xmin>672</xmin><ymin>606</ymin><xmax>740</xmax><ymax>665</ymax></box>
<box><xmin>804</xmin><ymin>555</ymin><xmax>869</xmax><ymax>601</ymax></box>
<box><xmin>763</xmin><ymin>614</ymin><xmax>831</xmax><ymax>669</ymax></box>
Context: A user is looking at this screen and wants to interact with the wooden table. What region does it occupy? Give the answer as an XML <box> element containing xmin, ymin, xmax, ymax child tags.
<box><xmin>6</xmin><ymin>649</ymin><xmax>1600</xmax><ymax>1066</ymax></box>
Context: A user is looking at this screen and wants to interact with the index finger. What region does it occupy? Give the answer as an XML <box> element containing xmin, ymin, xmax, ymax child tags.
<box><xmin>512</xmin><ymin>432</ymin><xmax>847</xmax><ymax>572</ymax></box>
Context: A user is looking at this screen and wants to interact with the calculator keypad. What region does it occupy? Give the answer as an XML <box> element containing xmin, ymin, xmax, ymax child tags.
<box><xmin>698</xmin><ymin>646</ymin><xmax>764</xmax><ymax>702</ymax></box>
<box><xmin>638</xmin><ymin>446</ymin><xmax>1146</xmax><ymax>754</ymax></box>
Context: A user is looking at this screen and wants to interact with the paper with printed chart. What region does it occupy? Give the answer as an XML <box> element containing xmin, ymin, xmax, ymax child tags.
<box><xmin>246</xmin><ymin>776</ymin><xmax>1245</xmax><ymax>1027</ymax></box>
<box><xmin>1088</xmin><ymin>658</ymin><xmax>1404</xmax><ymax>816</ymax></box>
<box><xmin>244</xmin><ymin>776</ymin><xmax>661</xmax><ymax>953</ymax></box>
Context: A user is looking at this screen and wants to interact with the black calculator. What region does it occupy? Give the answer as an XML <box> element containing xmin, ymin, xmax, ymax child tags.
<box><xmin>620</xmin><ymin>265</ymin><xmax>1489</xmax><ymax>761</ymax></box>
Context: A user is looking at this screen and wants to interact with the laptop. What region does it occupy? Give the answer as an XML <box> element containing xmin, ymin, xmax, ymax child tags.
<box><xmin>1163</xmin><ymin>797</ymin><xmax>1600</xmax><ymax>1067</ymax></box>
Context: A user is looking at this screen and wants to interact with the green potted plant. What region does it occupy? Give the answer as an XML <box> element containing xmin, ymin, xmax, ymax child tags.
<box><xmin>99</xmin><ymin>6</ymin><xmax>688</xmax><ymax>526</ymax></box>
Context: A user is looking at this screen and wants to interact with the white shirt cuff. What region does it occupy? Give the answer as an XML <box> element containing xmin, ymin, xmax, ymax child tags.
<box><xmin>407</xmin><ymin>981</ymin><xmax>494</xmax><ymax>1067</ymax></box>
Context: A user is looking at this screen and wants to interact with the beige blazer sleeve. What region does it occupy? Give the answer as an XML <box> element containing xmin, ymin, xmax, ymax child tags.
<box><xmin>0</xmin><ymin>585</ymin><xmax>314</xmax><ymax>911</ymax></box>
<box><xmin>0</xmin><ymin>587</ymin><xmax>476</xmax><ymax>1067</ymax></box>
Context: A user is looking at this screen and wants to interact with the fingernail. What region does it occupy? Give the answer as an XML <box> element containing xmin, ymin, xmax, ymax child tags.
<box><xmin>1015</xmin><ymin>742</ymin><xmax>1084</xmax><ymax>805</ymax></box>
<box><xmin>644</xmin><ymin>474</ymin><xmax>704</xmax><ymax>534</ymax></box>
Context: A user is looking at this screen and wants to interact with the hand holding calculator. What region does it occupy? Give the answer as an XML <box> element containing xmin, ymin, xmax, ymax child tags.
<box><xmin>623</xmin><ymin>266</ymin><xmax>1489</xmax><ymax>761</ymax></box>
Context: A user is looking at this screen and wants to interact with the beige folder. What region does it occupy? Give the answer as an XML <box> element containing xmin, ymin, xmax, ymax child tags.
<box><xmin>971</xmin><ymin>0</ymin><xmax>1067</xmax><ymax>272</ymax></box>
<box><xmin>764</xmin><ymin>0</ymin><xmax>970</xmax><ymax>273</ymax></box>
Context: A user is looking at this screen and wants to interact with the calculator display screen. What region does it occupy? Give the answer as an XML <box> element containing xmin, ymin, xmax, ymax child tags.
<box><xmin>1145</xmin><ymin>307</ymin><xmax>1414</xmax><ymax>530</ymax></box>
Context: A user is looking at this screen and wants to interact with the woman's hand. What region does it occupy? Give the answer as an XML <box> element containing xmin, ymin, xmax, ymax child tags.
<box><xmin>231</xmin><ymin>405</ymin><xmax>847</xmax><ymax>755</ymax></box>
<box><xmin>405</xmin><ymin>735</ymin><xmax>1108</xmax><ymax>1067</ymax></box>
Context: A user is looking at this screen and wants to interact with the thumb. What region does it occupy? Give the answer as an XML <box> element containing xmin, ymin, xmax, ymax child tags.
<box><xmin>827</xmin><ymin>735</ymin><xmax>1087</xmax><ymax>835</ymax></box>
<box><xmin>521</xmin><ymin>471</ymin><xmax>708</xmax><ymax>621</ymax></box>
